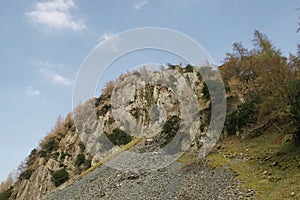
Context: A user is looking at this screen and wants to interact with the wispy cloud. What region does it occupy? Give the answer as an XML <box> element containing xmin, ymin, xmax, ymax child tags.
<box><xmin>39</xmin><ymin>68</ymin><xmax>72</xmax><ymax>86</ymax></box>
<box><xmin>26</xmin><ymin>0</ymin><xmax>85</xmax><ymax>32</ymax></box>
<box><xmin>97</xmin><ymin>32</ymin><xmax>121</xmax><ymax>52</ymax></box>
<box><xmin>99</xmin><ymin>32</ymin><xmax>114</xmax><ymax>41</ymax></box>
<box><xmin>33</xmin><ymin>60</ymin><xmax>64</xmax><ymax>69</ymax></box>
<box><xmin>25</xmin><ymin>87</ymin><xmax>41</xmax><ymax>97</ymax></box>
<box><xmin>133</xmin><ymin>0</ymin><xmax>148</xmax><ymax>10</ymax></box>
<box><xmin>35</xmin><ymin>60</ymin><xmax>72</xmax><ymax>86</ymax></box>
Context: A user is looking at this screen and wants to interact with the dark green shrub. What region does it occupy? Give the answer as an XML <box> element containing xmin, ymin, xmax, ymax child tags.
<box><xmin>42</xmin><ymin>138</ymin><xmax>59</xmax><ymax>152</ymax></box>
<box><xmin>39</xmin><ymin>150</ymin><xmax>47</xmax><ymax>158</ymax></box>
<box><xmin>160</xmin><ymin>116</ymin><xmax>181</xmax><ymax>147</ymax></box>
<box><xmin>107</xmin><ymin>116</ymin><xmax>115</xmax><ymax>124</ymax></box>
<box><xmin>202</xmin><ymin>82</ymin><xmax>210</xmax><ymax>99</ymax></box>
<box><xmin>185</xmin><ymin>64</ymin><xmax>194</xmax><ymax>73</ymax></box>
<box><xmin>78</xmin><ymin>142</ymin><xmax>86</xmax><ymax>151</ymax></box>
<box><xmin>52</xmin><ymin>152</ymin><xmax>59</xmax><ymax>159</ymax></box>
<box><xmin>97</xmin><ymin>104</ymin><xmax>111</xmax><ymax>116</ymax></box>
<box><xmin>60</xmin><ymin>152</ymin><xmax>66</xmax><ymax>160</ymax></box>
<box><xmin>287</xmin><ymin>79</ymin><xmax>300</xmax><ymax>145</ymax></box>
<box><xmin>84</xmin><ymin>159</ymin><xmax>92</xmax><ymax>170</ymax></box>
<box><xmin>237</xmin><ymin>97</ymin><xmax>259</xmax><ymax>128</ymax></box>
<box><xmin>167</xmin><ymin>63</ymin><xmax>177</xmax><ymax>70</ymax></box>
<box><xmin>19</xmin><ymin>169</ymin><xmax>33</xmax><ymax>180</ymax></box>
<box><xmin>52</xmin><ymin>169</ymin><xmax>69</xmax><ymax>187</ymax></box>
<box><xmin>75</xmin><ymin>154</ymin><xmax>85</xmax><ymax>167</ymax></box>
<box><xmin>59</xmin><ymin>163</ymin><xmax>65</xmax><ymax>168</ymax></box>
<box><xmin>200</xmin><ymin>124</ymin><xmax>206</xmax><ymax>132</ymax></box>
<box><xmin>105</xmin><ymin>128</ymin><xmax>133</xmax><ymax>146</ymax></box>
<box><xmin>27</xmin><ymin>148</ymin><xmax>38</xmax><ymax>166</ymax></box>
<box><xmin>225</xmin><ymin>111</ymin><xmax>238</xmax><ymax>135</ymax></box>
<box><xmin>225</xmin><ymin>96</ymin><xmax>260</xmax><ymax>135</ymax></box>
<box><xmin>130</xmin><ymin>107</ymin><xmax>141</xmax><ymax>119</ymax></box>
<box><xmin>196</xmin><ymin>71</ymin><xmax>202</xmax><ymax>81</ymax></box>
<box><xmin>132</xmin><ymin>71</ymin><xmax>141</xmax><ymax>77</ymax></box>
<box><xmin>0</xmin><ymin>186</ymin><xmax>13</xmax><ymax>200</ymax></box>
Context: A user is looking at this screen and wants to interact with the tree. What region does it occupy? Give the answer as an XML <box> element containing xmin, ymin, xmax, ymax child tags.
<box><xmin>253</xmin><ymin>30</ymin><xmax>280</xmax><ymax>56</ymax></box>
<box><xmin>287</xmin><ymin>79</ymin><xmax>300</xmax><ymax>145</ymax></box>
<box><xmin>232</xmin><ymin>42</ymin><xmax>248</xmax><ymax>58</ymax></box>
<box><xmin>0</xmin><ymin>173</ymin><xmax>13</xmax><ymax>193</ymax></box>
<box><xmin>101</xmin><ymin>80</ymin><xmax>114</xmax><ymax>96</ymax></box>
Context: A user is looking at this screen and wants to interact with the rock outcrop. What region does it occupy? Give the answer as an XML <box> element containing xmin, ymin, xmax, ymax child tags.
<box><xmin>9</xmin><ymin>65</ymin><xmax>239</xmax><ymax>200</ymax></box>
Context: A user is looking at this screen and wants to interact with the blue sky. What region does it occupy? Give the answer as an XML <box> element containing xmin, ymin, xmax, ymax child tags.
<box><xmin>0</xmin><ymin>0</ymin><xmax>299</xmax><ymax>182</ymax></box>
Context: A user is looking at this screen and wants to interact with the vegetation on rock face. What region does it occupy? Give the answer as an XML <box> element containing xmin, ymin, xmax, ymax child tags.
<box><xmin>19</xmin><ymin>169</ymin><xmax>33</xmax><ymax>181</ymax></box>
<box><xmin>160</xmin><ymin>115</ymin><xmax>181</xmax><ymax>148</ymax></box>
<box><xmin>105</xmin><ymin>128</ymin><xmax>133</xmax><ymax>146</ymax></box>
<box><xmin>75</xmin><ymin>154</ymin><xmax>85</xmax><ymax>167</ymax></box>
<box><xmin>0</xmin><ymin>186</ymin><xmax>13</xmax><ymax>200</ymax></box>
<box><xmin>184</xmin><ymin>64</ymin><xmax>194</xmax><ymax>73</ymax></box>
<box><xmin>51</xmin><ymin>169</ymin><xmax>69</xmax><ymax>187</ymax></box>
<box><xmin>75</xmin><ymin>154</ymin><xmax>92</xmax><ymax>173</ymax></box>
<box><xmin>97</xmin><ymin>104</ymin><xmax>111</xmax><ymax>117</ymax></box>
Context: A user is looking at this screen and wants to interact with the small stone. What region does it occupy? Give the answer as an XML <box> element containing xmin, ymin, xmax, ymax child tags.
<box><xmin>271</xmin><ymin>161</ymin><xmax>279</xmax><ymax>167</ymax></box>
<box><xmin>264</xmin><ymin>155</ymin><xmax>272</xmax><ymax>161</ymax></box>
<box><xmin>291</xmin><ymin>192</ymin><xmax>295</xmax><ymax>197</ymax></box>
<box><xmin>263</xmin><ymin>171</ymin><xmax>268</xmax><ymax>175</ymax></box>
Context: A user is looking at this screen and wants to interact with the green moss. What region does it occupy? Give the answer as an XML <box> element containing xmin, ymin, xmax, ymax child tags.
<box><xmin>177</xmin><ymin>152</ymin><xmax>197</xmax><ymax>164</ymax></box>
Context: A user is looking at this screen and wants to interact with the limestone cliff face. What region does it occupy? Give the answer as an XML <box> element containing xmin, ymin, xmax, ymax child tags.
<box><xmin>9</xmin><ymin>66</ymin><xmax>240</xmax><ymax>200</ymax></box>
<box><xmin>9</xmin><ymin>123</ymin><xmax>91</xmax><ymax>200</ymax></box>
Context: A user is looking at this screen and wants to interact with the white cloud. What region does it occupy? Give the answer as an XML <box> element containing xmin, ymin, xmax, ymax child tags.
<box><xmin>35</xmin><ymin>60</ymin><xmax>72</xmax><ymax>86</ymax></box>
<box><xmin>133</xmin><ymin>0</ymin><xmax>148</xmax><ymax>10</ymax></box>
<box><xmin>99</xmin><ymin>32</ymin><xmax>114</xmax><ymax>41</ymax></box>
<box><xmin>97</xmin><ymin>32</ymin><xmax>121</xmax><ymax>52</ymax></box>
<box><xmin>25</xmin><ymin>87</ymin><xmax>41</xmax><ymax>97</ymax></box>
<box><xmin>26</xmin><ymin>0</ymin><xmax>85</xmax><ymax>32</ymax></box>
<box><xmin>39</xmin><ymin>68</ymin><xmax>72</xmax><ymax>86</ymax></box>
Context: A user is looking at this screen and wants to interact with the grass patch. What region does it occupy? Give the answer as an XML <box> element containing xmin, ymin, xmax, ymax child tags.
<box><xmin>205</xmin><ymin>130</ymin><xmax>300</xmax><ymax>199</ymax></box>
<box><xmin>177</xmin><ymin>151</ymin><xmax>198</xmax><ymax>164</ymax></box>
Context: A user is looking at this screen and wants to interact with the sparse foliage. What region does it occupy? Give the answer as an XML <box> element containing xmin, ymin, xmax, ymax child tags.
<box><xmin>101</xmin><ymin>80</ymin><xmax>114</xmax><ymax>96</ymax></box>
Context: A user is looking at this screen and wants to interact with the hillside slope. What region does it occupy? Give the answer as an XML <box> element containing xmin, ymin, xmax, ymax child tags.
<box><xmin>6</xmin><ymin>66</ymin><xmax>227</xmax><ymax>200</ymax></box>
